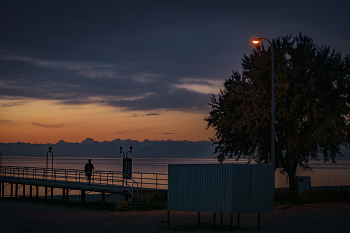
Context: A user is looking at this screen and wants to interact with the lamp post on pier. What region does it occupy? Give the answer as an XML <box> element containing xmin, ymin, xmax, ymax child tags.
<box><xmin>47</xmin><ymin>146</ymin><xmax>54</xmax><ymax>173</ymax></box>
<box><xmin>120</xmin><ymin>145</ymin><xmax>133</xmax><ymax>180</ymax></box>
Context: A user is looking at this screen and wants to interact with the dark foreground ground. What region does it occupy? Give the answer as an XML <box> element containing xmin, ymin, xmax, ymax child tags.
<box><xmin>1</xmin><ymin>199</ymin><xmax>350</xmax><ymax>232</ymax></box>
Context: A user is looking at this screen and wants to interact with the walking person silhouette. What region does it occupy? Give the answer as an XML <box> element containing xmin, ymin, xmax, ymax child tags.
<box><xmin>84</xmin><ymin>159</ymin><xmax>94</xmax><ymax>185</ymax></box>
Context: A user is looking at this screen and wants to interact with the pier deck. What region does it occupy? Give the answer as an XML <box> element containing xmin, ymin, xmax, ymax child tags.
<box><xmin>0</xmin><ymin>166</ymin><xmax>167</xmax><ymax>207</ymax></box>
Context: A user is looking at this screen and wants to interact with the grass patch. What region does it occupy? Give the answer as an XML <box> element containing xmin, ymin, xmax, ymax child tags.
<box><xmin>275</xmin><ymin>187</ymin><xmax>350</xmax><ymax>206</ymax></box>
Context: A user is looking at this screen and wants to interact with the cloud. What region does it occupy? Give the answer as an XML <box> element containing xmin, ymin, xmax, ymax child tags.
<box><xmin>32</xmin><ymin>123</ymin><xmax>65</xmax><ymax>128</ymax></box>
<box><xmin>114</xmin><ymin>129</ymin><xmax>144</xmax><ymax>135</ymax></box>
<box><xmin>1</xmin><ymin>0</ymin><xmax>349</xmax><ymax>114</ymax></box>
<box><xmin>127</xmin><ymin>113</ymin><xmax>161</xmax><ymax>117</ymax></box>
<box><xmin>174</xmin><ymin>78</ymin><xmax>223</xmax><ymax>94</ymax></box>
<box><xmin>61</xmin><ymin>106</ymin><xmax>82</xmax><ymax>110</ymax></box>
<box><xmin>1</xmin><ymin>102</ymin><xmax>24</xmax><ymax>107</ymax></box>
<box><xmin>162</xmin><ymin>133</ymin><xmax>175</xmax><ymax>135</ymax></box>
<box><xmin>109</xmin><ymin>88</ymin><xmax>211</xmax><ymax>112</ymax></box>
<box><xmin>0</xmin><ymin>54</ymin><xmax>122</xmax><ymax>79</ymax></box>
<box><xmin>0</xmin><ymin>120</ymin><xmax>12</xmax><ymax>124</ymax></box>
<box><xmin>127</xmin><ymin>114</ymin><xmax>140</xmax><ymax>118</ymax></box>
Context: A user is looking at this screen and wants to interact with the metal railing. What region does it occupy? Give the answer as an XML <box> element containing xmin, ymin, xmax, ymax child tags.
<box><xmin>0</xmin><ymin>166</ymin><xmax>167</xmax><ymax>190</ymax></box>
<box><xmin>133</xmin><ymin>172</ymin><xmax>168</xmax><ymax>190</ymax></box>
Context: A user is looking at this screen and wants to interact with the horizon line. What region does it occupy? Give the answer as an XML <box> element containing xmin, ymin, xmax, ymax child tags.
<box><xmin>0</xmin><ymin>138</ymin><xmax>212</xmax><ymax>145</ymax></box>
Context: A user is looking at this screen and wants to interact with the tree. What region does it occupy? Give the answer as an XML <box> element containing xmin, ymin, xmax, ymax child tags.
<box><xmin>205</xmin><ymin>34</ymin><xmax>350</xmax><ymax>190</ymax></box>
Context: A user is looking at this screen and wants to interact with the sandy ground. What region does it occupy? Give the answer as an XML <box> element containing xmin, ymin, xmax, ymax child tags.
<box><xmin>1</xmin><ymin>200</ymin><xmax>350</xmax><ymax>233</ymax></box>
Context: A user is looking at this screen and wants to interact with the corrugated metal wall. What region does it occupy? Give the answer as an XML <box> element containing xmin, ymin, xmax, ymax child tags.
<box><xmin>168</xmin><ymin>164</ymin><xmax>274</xmax><ymax>214</ymax></box>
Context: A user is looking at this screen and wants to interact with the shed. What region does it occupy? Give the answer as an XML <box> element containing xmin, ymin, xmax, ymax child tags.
<box><xmin>167</xmin><ymin>163</ymin><xmax>274</xmax><ymax>228</ymax></box>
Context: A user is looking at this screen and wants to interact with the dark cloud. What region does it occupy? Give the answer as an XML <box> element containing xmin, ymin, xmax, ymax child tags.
<box><xmin>32</xmin><ymin>123</ymin><xmax>65</xmax><ymax>128</ymax></box>
<box><xmin>108</xmin><ymin>88</ymin><xmax>211</xmax><ymax>111</ymax></box>
<box><xmin>1</xmin><ymin>1</ymin><xmax>349</xmax><ymax>112</ymax></box>
<box><xmin>128</xmin><ymin>113</ymin><xmax>161</xmax><ymax>117</ymax></box>
<box><xmin>147</xmin><ymin>113</ymin><xmax>161</xmax><ymax>116</ymax></box>
<box><xmin>1</xmin><ymin>102</ymin><xmax>24</xmax><ymax>107</ymax></box>
<box><xmin>114</xmin><ymin>129</ymin><xmax>143</xmax><ymax>135</ymax></box>
<box><xmin>0</xmin><ymin>120</ymin><xmax>12</xmax><ymax>124</ymax></box>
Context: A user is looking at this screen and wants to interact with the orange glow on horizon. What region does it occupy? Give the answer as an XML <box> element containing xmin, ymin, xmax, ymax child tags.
<box><xmin>0</xmin><ymin>99</ymin><xmax>214</xmax><ymax>144</ymax></box>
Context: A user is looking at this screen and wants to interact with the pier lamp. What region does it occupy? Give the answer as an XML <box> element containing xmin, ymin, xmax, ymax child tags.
<box><xmin>120</xmin><ymin>145</ymin><xmax>133</xmax><ymax>180</ymax></box>
<box><xmin>126</xmin><ymin>145</ymin><xmax>133</xmax><ymax>158</ymax></box>
<box><xmin>251</xmin><ymin>38</ymin><xmax>275</xmax><ymax>169</ymax></box>
<box><xmin>46</xmin><ymin>146</ymin><xmax>54</xmax><ymax>171</ymax></box>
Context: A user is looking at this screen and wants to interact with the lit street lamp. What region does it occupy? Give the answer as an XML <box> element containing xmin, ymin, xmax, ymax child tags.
<box><xmin>251</xmin><ymin>38</ymin><xmax>275</xmax><ymax>169</ymax></box>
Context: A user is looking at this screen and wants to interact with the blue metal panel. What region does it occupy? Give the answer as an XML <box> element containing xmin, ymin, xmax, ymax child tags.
<box><xmin>232</xmin><ymin>164</ymin><xmax>251</xmax><ymax>213</ymax></box>
<box><xmin>168</xmin><ymin>164</ymin><xmax>274</xmax><ymax>214</ymax></box>
<box><xmin>250</xmin><ymin>165</ymin><xmax>275</xmax><ymax>213</ymax></box>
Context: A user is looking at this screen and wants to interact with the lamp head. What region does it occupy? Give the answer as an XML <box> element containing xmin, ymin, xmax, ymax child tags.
<box><xmin>129</xmin><ymin>145</ymin><xmax>133</xmax><ymax>153</ymax></box>
<box><xmin>252</xmin><ymin>38</ymin><xmax>262</xmax><ymax>44</ymax></box>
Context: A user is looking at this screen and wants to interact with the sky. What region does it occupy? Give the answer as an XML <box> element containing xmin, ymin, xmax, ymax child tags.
<box><xmin>1</xmin><ymin>0</ymin><xmax>350</xmax><ymax>144</ymax></box>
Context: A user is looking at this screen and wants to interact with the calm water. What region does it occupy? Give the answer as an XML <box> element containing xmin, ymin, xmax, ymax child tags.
<box><xmin>2</xmin><ymin>156</ymin><xmax>350</xmax><ymax>188</ymax></box>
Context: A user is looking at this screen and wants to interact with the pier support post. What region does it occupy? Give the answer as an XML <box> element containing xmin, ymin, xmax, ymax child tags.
<box><xmin>66</xmin><ymin>189</ymin><xmax>69</xmax><ymax>201</ymax></box>
<box><xmin>81</xmin><ymin>190</ymin><xmax>85</xmax><ymax>206</ymax></box>
<box><xmin>36</xmin><ymin>185</ymin><xmax>39</xmax><ymax>198</ymax></box>
<box><xmin>45</xmin><ymin>186</ymin><xmax>48</xmax><ymax>202</ymax></box>
<box><xmin>15</xmin><ymin>183</ymin><xmax>18</xmax><ymax>199</ymax></box>
<box><xmin>29</xmin><ymin>185</ymin><xmax>32</xmax><ymax>199</ymax></box>
<box><xmin>198</xmin><ymin>212</ymin><xmax>200</xmax><ymax>229</ymax></box>
<box><xmin>51</xmin><ymin>187</ymin><xmax>54</xmax><ymax>200</ymax></box>
<box><xmin>22</xmin><ymin>184</ymin><xmax>25</xmax><ymax>198</ymax></box>
<box><xmin>101</xmin><ymin>191</ymin><xmax>105</xmax><ymax>209</ymax></box>
<box><xmin>1</xmin><ymin>182</ymin><xmax>4</xmax><ymax>198</ymax></box>
<box><xmin>62</xmin><ymin>188</ymin><xmax>65</xmax><ymax>202</ymax></box>
<box><xmin>10</xmin><ymin>183</ymin><xmax>13</xmax><ymax>198</ymax></box>
<box><xmin>167</xmin><ymin>210</ymin><xmax>170</xmax><ymax>226</ymax></box>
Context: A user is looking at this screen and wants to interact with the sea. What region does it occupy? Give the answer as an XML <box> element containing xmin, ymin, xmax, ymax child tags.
<box><xmin>2</xmin><ymin>156</ymin><xmax>350</xmax><ymax>189</ymax></box>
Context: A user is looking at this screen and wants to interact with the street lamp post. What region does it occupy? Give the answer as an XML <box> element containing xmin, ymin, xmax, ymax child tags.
<box><xmin>47</xmin><ymin>146</ymin><xmax>53</xmax><ymax>173</ymax></box>
<box><xmin>252</xmin><ymin>38</ymin><xmax>275</xmax><ymax>169</ymax></box>
<box><xmin>120</xmin><ymin>145</ymin><xmax>133</xmax><ymax>180</ymax></box>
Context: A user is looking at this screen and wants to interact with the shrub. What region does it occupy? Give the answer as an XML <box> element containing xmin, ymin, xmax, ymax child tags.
<box><xmin>275</xmin><ymin>187</ymin><xmax>350</xmax><ymax>205</ymax></box>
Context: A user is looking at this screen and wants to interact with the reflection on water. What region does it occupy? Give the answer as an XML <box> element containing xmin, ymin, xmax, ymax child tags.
<box><xmin>2</xmin><ymin>156</ymin><xmax>350</xmax><ymax>188</ymax></box>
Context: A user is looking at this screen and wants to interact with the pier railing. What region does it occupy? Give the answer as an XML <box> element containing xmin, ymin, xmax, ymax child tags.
<box><xmin>0</xmin><ymin>166</ymin><xmax>168</xmax><ymax>190</ymax></box>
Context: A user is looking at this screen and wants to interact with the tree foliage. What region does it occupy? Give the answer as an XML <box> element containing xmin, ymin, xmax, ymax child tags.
<box><xmin>205</xmin><ymin>34</ymin><xmax>350</xmax><ymax>190</ymax></box>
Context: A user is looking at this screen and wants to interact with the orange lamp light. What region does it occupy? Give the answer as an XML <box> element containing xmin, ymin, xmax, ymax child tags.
<box><xmin>252</xmin><ymin>38</ymin><xmax>262</xmax><ymax>44</ymax></box>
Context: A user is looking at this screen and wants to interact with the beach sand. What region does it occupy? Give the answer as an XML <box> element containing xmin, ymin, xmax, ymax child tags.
<box><xmin>1</xmin><ymin>200</ymin><xmax>350</xmax><ymax>233</ymax></box>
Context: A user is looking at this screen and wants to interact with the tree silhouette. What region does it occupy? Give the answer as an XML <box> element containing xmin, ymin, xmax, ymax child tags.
<box><xmin>205</xmin><ymin>34</ymin><xmax>350</xmax><ymax>190</ymax></box>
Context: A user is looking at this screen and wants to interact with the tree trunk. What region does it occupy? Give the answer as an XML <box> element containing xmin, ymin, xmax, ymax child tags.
<box><xmin>287</xmin><ymin>170</ymin><xmax>298</xmax><ymax>191</ymax></box>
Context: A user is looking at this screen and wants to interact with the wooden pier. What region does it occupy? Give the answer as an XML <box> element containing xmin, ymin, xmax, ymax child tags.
<box><xmin>0</xmin><ymin>176</ymin><xmax>135</xmax><ymax>203</ymax></box>
<box><xmin>0</xmin><ymin>166</ymin><xmax>168</xmax><ymax>209</ymax></box>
